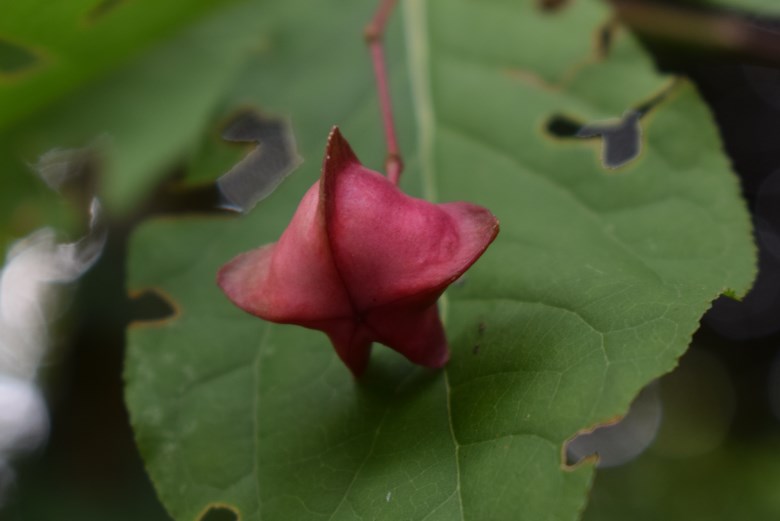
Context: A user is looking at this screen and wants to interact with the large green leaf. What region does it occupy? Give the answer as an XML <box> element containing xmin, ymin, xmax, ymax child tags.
<box><xmin>125</xmin><ymin>0</ymin><xmax>755</xmax><ymax>520</ymax></box>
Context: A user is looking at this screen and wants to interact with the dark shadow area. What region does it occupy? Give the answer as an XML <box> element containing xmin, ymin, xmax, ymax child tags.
<box><xmin>0</xmin><ymin>38</ymin><xmax>39</xmax><ymax>76</ymax></box>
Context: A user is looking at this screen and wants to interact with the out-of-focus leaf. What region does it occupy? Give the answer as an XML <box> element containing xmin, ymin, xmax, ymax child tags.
<box><xmin>0</xmin><ymin>0</ymin><xmax>238</xmax><ymax>130</ymax></box>
<box><xmin>583</xmin><ymin>440</ymin><xmax>780</xmax><ymax>521</ymax></box>
<box><xmin>125</xmin><ymin>0</ymin><xmax>755</xmax><ymax>520</ymax></box>
<box><xmin>0</xmin><ymin>152</ymin><xmax>68</xmax><ymax>254</ymax></box>
<box><xmin>1</xmin><ymin>0</ymin><xmax>265</xmax><ymax>214</ymax></box>
<box><xmin>583</xmin><ymin>346</ymin><xmax>778</xmax><ymax>521</ymax></box>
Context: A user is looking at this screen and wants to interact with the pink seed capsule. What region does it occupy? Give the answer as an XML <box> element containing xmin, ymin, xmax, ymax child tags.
<box><xmin>217</xmin><ymin>127</ymin><xmax>499</xmax><ymax>376</ymax></box>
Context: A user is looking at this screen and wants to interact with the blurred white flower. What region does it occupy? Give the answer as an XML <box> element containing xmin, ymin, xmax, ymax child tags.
<box><xmin>0</xmin><ymin>376</ymin><xmax>48</xmax><ymax>454</ymax></box>
<box><xmin>0</xmin><ymin>196</ymin><xmax>105</xmax><ymax>499</ymax></box>
<box><xmin>0</xmin><ymin>199</ymin><xmax>105</xmax><ymax>379</ymax></box>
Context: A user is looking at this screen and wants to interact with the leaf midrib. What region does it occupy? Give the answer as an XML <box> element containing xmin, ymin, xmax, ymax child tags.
<box><xmin>404</xmin><ymin>1</ymin><xmax>466</xmax><ymax>520</ymax></box>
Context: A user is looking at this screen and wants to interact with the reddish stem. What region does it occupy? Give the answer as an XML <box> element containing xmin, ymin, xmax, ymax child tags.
<box><xmin>365</xmin><ymin>0</ymin><xmax>403</xmax><ymax>185</ymax></box>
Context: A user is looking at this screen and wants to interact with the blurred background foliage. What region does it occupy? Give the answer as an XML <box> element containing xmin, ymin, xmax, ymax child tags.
<box><xmin>1</xmin><ymin>0</ymin><xmax>780</xmax><ymax>519</ymax></box>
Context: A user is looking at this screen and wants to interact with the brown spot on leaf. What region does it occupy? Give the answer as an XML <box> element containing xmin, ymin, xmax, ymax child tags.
<box><xmin>537</xmin><ymin>0</ymin><xmax>571</xmax><ymax>13</ymax></box>
<box><xmin>598</xmin><ymin>21</ymin><xmax>617</xmax><ymax>58</ymax></box>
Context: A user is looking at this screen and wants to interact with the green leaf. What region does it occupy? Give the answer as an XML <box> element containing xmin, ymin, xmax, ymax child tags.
<box><xmin>0</xmin><ymin>0</ymin><xmax>265</xmax><ymax>215</ymax></box>
<box><xmin>0</xmin><ymin>0</ymin><xmax>268</xmax><ymax>224</ymax></box>
<box><xmin>0</xmin><ymin>0</ymin><xmax>238</xmax><ymax>130</ymax></box>
<box><xmin>125</xmin><ymin>0</ymin><xmax>755</xmax><ymax>520</ymax></box>
<box><xmin>0</xmin><ymin>146</ymin><xmax>68</xmax><ymax>253</ymax></box>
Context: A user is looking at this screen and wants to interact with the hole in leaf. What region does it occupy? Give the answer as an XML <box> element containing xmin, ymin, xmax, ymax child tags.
<box><xmin>128</xmin><ymin>289</ymin><xmax>176</xmax><ymax>323</ymax></box>
<box><xmin>546</xmin><ymin>114</ymin><xmax>584</xmax><ymax>138</ymax></box>
<box><xmin>545</xmin><ymin>84</ymin><xmax>672</xmax><ymax>169</ymax></box>
<box><xmin>216</xmin><ymin>109</ymin><xmax>302</xmax><ymax>213</ymax></box>
<box><xmin>565</xmin><ymin>383</ymin><xmax>661</xmax><ymax>468</ymax></box>
<box><xmin>0</xmin><ymin>37</ymin><xmax>39</xmax><ymax>75</ymax></box>
<box><xmin>86</xmin><ymin>0</ymin><xmax>126</xmax><ymax>22</ymax></box>
<box><xmin>577</xmin><ymin>110</ymin><xmax>642</xmax><ymax>169</ymax></box>
<box><xmin>199</xmin><ymin>505</ymin><xmax>238</xmax><ymax>521</ymax></box>
<box><xmin>546</xmin><ymin>110</ymin><xmax>643</xmax><ymax>169</ymax></box>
